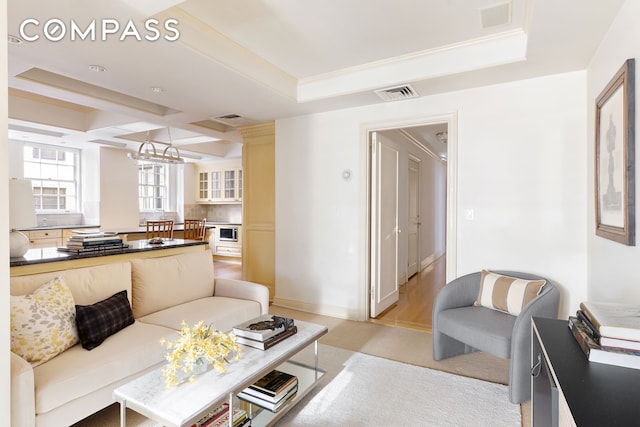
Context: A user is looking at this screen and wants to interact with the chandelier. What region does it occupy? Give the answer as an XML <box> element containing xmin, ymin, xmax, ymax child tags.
<box><xmin>128</xmin><ymin>128</ymin><xmax>185</xmax><ymax>164</ymax></box>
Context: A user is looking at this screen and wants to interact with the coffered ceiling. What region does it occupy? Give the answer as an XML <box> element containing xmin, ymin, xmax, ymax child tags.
<box><xmin>6</xmin><ymin>0</ymin><xmax>625</xmax><ymax>161</ymax></box>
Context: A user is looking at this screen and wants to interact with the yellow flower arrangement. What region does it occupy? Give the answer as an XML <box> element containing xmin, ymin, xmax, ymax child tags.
<box><xmin>160</xmin><ymin>320</ymin><xmax>242</xmax><ymax>388</ymax></box>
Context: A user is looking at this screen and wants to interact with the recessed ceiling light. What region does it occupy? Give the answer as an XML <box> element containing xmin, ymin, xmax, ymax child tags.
<box><xmin>150</xmin><ymin>86</ymin><xmax>164</xmax><ymax>93</ymax></box>
<box><xmin>8</xmin><ymin>34</ymin><xmax>22</xmax><ymax>44</ymax></box>
<box><xmin>88</xmin><ymin>65</ymin><xmax>106</xmax><ymax>72</ymax></box>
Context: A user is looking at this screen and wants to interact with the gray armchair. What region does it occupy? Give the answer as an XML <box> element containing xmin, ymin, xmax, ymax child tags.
<box><xmin>432</xmin><ymin>270</ymin><xmax>560</xmax><ymax>404</ymax></box>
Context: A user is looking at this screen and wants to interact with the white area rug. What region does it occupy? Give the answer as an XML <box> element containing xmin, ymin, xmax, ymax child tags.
<box><xmin>277</xmin><ymin>345</ymin><xmax>520</xmax><ymax>426</ymax></box>
<box><xmin>73</xmin><ymin>345</ymin><xmax>520</xmax><ymax>427</ymax></box>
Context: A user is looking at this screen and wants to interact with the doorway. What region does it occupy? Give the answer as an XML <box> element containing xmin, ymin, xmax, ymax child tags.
<box><xmin>367</xmin><ymin>116</ymin><xmax>454</xmax><ymax>331</ymax></box>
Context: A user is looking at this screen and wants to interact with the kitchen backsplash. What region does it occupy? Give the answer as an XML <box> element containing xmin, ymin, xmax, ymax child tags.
<box><xmin>35</xmin><ymin>204</ymin><xmax>242</xmax><ymax>228</ymax></box>
<box><xmin>184</xmin><ymin>204</ymin><xmax>242</xmax><ymax>224</ymax></box>
<box><xmin>36</xmin><ymin>213</ymin><xmax>85</xmax><ymax>227</ymax></box>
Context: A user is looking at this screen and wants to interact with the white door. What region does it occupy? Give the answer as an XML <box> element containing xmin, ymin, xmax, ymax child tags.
<box><xmin>407</xmin><ymin>158</ymin><xmax>420</xmax><ymax>278</ymax></box>
<box><xmin>370</xmin><ymin>131</ymin><xmax>400</xmax><ymax>318</ymax></box>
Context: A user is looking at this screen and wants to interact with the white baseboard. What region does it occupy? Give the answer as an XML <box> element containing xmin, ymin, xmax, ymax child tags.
<box><xmin>421</xmin><ymin>250</ymin><xmax>445</xmax><ymax>270</ymax></box>
<box><xmin>271</xmin><ymin>297</ymin><xmax>362</xmax><ymax>321</ymax></box>
<box><xmin>398</xmin><ymin>272</ymin><xmax>408</xmax><ymax>286</ymax></box>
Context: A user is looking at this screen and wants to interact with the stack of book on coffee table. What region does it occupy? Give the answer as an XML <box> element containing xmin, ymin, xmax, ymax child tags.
<box><xmin>232</xmin><ymin>314</ymin><xmax>297</xmax><ymax>350</ymax></box>
<box><xmin>237</xmin><ymin>369</ymin><xmax>298</xmax><ymax>413</ymax></box>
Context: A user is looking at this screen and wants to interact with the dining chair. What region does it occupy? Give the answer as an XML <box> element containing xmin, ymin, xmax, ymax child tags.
<box><xmin>183</xmin><ymin>219</ymin><xmax>207</xmax><ymax>241</ymax></box>
<box><xmin>145</xmin><ymin>220</ymin><xmax>174</xmax><ymax>239</ymax></box>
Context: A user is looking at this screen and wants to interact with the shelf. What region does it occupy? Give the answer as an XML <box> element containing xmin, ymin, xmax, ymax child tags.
<box><xmin>242</xmin><ymin>359</ymin><xmax>326</xmax><ymax>426</ymax></box>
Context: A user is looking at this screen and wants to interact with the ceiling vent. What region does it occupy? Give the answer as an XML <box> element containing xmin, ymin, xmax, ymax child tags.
<box><xmin>210</xmin><ymin>114</ymin><xmax>259</xmax><ymax>128</ymax></box>
<box><xmin>374</xmin><ymin>84</ymin><xmax>419</xmax><ymax>102</ymax></box>
<box><xmin>480</xmin><ymin>2</ymin><xmax>512</xmax><ymax>29</ymax></box>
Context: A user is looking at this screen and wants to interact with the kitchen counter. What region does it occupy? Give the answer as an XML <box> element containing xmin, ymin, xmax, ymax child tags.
<box><xmin>10</xmin><ymin>239</ymin><xmax>207</xmax><ymax>276</ymax></box>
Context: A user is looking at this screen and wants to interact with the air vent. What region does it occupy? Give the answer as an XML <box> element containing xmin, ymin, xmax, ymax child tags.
<box><xmin>374</xmin><ymin>84</ymin><xmax>419</xmax><ymax>102</ymax></box>
<box><xmin>210</xmin><ymin>114</ymin><xmax>259</xmax><ymax>127</ymax></box>
<box><xmin>480</xmin><ymin>2</ymin><xmax>511</xmax><ymax>29</ymax></box>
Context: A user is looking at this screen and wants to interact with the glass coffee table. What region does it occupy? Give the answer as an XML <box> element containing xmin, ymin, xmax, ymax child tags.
<box><xmin>113</xmin><ymin>319</ymin><xmax>327</xmax><ymax>427</ymax></box>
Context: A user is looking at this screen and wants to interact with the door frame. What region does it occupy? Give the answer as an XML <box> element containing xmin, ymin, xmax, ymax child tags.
<box><xmin>361</xmin><ymin>112</ymin><xmax>458</xmax><ymax>320</ymax></box>
<box><xmin>407</xmin><ymin>155</ymin><xmax>421</xmax><ymax>279</ymax></box>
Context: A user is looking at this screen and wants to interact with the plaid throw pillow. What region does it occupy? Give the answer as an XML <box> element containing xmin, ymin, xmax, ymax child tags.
<box><xmin>75</xmin><ymin>290</ymin><xmax>135</xmax><ymax>350</ymax></box>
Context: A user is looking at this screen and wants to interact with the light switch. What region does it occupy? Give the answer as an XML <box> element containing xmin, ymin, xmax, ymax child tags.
<box><xmin>465</xmin><ymin>209</ymin><xmax>474</xmax><ymax>221</ymax></box>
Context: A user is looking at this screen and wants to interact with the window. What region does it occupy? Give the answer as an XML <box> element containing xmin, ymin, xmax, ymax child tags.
<box><xmin>23</xmin><ymin>143</ymin><xmax>79</xmax><ymax>212</ymax></box>
<box><xmin>138</xmin><ymin>162</ymin><xmax>168</xmax><ymax>211</ymax></box>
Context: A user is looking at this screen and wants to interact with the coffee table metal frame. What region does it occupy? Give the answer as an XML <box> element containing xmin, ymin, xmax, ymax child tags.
<box><xmin>113</xmin><ymin>320</ymin><xmax>327</xmax><ymax>427</ymax></box>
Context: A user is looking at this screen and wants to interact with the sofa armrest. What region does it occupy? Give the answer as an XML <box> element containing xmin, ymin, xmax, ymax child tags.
<box><xmin>214</xmin><ymin>278</ymin><xmax>269</xmax><ymax>315</ymax></box>
<box><xmin>11</xmin><ymin>352</ymin><xmax>35</xmax><ymax>427</ymax></box>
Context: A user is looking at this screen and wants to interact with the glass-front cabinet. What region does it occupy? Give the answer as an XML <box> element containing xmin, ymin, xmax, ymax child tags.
<box><xmin>198</xmin><ymin>171</ymin><xmax>209</xmax><ymax>200</ymax></box>
<box><xmin>196</xmin><ymin>162</ymin><xmax>242</xmax><ymax>203</ymax></box>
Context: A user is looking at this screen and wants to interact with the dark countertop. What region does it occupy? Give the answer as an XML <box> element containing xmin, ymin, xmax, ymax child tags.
<box><xmin>10</xmin><ymin>239</ymin><xmax>207</xmax><ymax>267</ymax></box>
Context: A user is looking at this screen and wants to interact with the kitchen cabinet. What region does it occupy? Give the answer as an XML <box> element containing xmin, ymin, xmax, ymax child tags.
<box><xmin>196</xmin><ymin>163</ymin><xmax>242</xmax><ymax>203</ymax></box>
<box><xmin>27</xmin><ymin>229</ymin><xmax>62</xmax><ymax>248</ymax></box>
<box><xmin>26</xmin><ymin>227</ymin><xmax>100</xmax><ymax>249</ymax></box>
<box><xmin>211</xmin><ymin>225</ymin><xmax>242</xmax><ymax>259</ymax></box>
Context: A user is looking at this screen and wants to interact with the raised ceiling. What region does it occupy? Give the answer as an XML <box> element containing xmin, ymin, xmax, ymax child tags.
<box><xmin>6</xmin><ymin>0</ymin><xmax>625</xmax><ymax>160</ymax></box>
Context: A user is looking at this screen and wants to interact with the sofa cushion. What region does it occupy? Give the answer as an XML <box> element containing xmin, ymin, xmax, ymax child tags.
<box><xmin>130</xmin><ymin>251</ymin><xmax>215</xmax><ymax>318</ymax></box>
<box><xmin>75</xmin><ymin>290</ymin><xmax>135</xmax><ymax>350</ymax></box>
<box><xmin>10</xmin><ymin>276</ymin><xmax>79</xmax><ymax>367</ymax></box>
<box><xmin>474</xmin><ymin>270</ymin><xmax>546</xmax><ymax>315</ymax></box>
<box><xmin>138</xmin><ymin>296</ymin><xmax>262</xmax><ymax>333</ymax></box>
<box><xmin>33</xmin><ymin>321</ymin><xmax>176</xmax><ymax>415</ymax></box>
<box><xmin>10</xmin><ymin>262</ymin><xmax>132</xmax><ymax>306</ymax></box>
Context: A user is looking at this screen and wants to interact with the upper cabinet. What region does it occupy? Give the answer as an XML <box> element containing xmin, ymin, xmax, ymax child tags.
<box><xmin>196</xmin><ymin>162</ymin><xmax>242</xmax><ymax>203</ymax></box>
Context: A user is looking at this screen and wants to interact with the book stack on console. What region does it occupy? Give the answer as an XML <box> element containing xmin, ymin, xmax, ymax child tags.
<box><xmin>58</xmin><ymin>231</ymin><xmax>129</xmax><ymax>254</ymax></box>
<box><xmin>191</xmin><ymin>403</ymin><xmax>249</xmax><ymax>427</ymax></box>
<box><xmin>232</xmin><ymin>314</ymin><xmax>297</xmax><ymax>350</ymax></box>
<box><xmin>568</xmin><ymin>301</ymin><xmax>640</xmax><ymax>369</ymax></box>
<box><xmin>237</xmin><ymin>370</ymin><xmax>298</xmax><ymax>413</ymax></box>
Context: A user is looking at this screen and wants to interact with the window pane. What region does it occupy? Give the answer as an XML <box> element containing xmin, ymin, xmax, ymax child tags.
<box><xmin>137</xmin><ymin>162</ymin><xmax>168</xmax><ymax>211</ymax></box>
<box><xmin>23</xmin><ymin>143</ymin><xmax>79</xmax><ymax>212</ymax></box>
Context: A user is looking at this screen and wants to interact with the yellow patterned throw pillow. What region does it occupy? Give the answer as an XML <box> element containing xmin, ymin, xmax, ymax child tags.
<box><xmin>10</xmin><ymin>276</ymin><xmax>79</xmax><ymax>366</ymax></box>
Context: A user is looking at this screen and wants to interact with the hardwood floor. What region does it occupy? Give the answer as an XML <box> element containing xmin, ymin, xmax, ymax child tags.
<box><xmin>213</xmin><ymin>259</ymin><xmax>242</xmax><ymax>279</ymax></box>
<box><xmin>369</xmin><ymin>255</ymin><xmax>446</xmax><ymax>333</ymax></box>
<box><xmin>214</xmin><ymin>255</ymin><xmax>447</xmax><ymax>333</ymax></box>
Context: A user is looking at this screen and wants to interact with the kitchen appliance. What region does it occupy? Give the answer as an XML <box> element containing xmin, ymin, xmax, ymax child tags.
<box><xmin>219</xmin><ymin>226</ymin><xmax>238</xmax><ymax>242</ymax></box>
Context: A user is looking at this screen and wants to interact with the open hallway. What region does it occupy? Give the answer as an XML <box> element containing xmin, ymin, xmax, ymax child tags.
<box><xmin>369</xmin><ymin>255</ymin><xmax>446</xmax><ymax>332</ymax></box>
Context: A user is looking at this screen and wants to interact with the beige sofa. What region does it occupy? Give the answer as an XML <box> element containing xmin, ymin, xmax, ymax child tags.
<box><xmin>10</xmin><ymin>250</ymin><xmax>269</xmax><ymax>427</ymax></box>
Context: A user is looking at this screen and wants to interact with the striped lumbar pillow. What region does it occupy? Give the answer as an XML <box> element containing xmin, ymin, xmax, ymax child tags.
<box><xmin>474</xmin><ymin>270</ymin><xmax>546</xmax><ymax>315</ymax></box>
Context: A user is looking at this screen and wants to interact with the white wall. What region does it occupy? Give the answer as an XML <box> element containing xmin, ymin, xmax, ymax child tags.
<box><xmin>99</xmin><ymin>147</ymin><xmax>139</xmax><ymax>230</ymax></box>
<box><xmin>80</xmin><ymin>145</ymin><xmax>101</xmax><ymax>225</ymax></box>
<box><xmin>275</xmin><ymin>71</ymin><xmax>587</xmax><ymax>320</ymax></box>
<box><xmin>587</xmin><ymin>0</ymin><xmax>640</xmax><ymax>303</ymax></box>
<box><xmin>1</xmin><ymin>0</ymin><xmax>10</xmax><ymax>422</ymax></box>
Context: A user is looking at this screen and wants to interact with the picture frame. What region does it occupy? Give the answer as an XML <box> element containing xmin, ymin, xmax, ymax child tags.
<box><xmin>595</xmin><ymin>58</ymin><xmax>635</xmax><ymax>245</ymax></box>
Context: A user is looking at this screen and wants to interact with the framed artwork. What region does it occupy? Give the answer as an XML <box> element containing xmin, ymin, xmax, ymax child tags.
<box><xmin>595</xmin><ymin>58</ymin><xmax>635</xmax><ymax>245</ymax></box>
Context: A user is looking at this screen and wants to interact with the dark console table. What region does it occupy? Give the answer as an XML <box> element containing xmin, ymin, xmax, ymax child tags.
<box><xmin>532</xmin><ymin>317</ymin><xmax>640</xmax><ymax>426</ymax></box>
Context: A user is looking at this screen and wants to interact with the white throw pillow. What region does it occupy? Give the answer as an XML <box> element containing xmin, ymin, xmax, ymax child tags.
<box><xmin>10</xmin><ymin>276</ymin><xmax>79</xmax><ymax>366</ymax></box>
